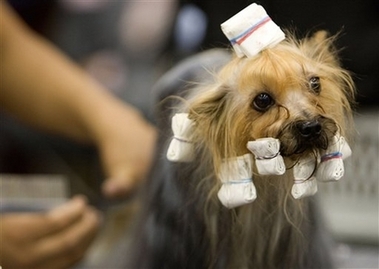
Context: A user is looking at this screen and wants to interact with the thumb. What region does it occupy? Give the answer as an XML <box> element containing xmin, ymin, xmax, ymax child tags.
<box><xmin>101</xmin><ymin>169</ymin><xmax>141</xmax><ymax>198</ymax></box>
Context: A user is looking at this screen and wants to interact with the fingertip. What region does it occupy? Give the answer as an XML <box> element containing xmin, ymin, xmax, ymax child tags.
<box><xmin>89</xmin><ymin>207</ymin><xmax>104</xmax><ymax>227</ymax></box>
<box><xmin>102</xmin><ymin>179</ymin><xmax>130</xmax><ymax>199</ymax></box>
<box><xmin>71</xmin><ymin>194</ymin><xmax>88</xmax><ymax>204</ymax></box>
<box><xmin>50</xmin><ymin>195</ymin><xmax>90</xmax><ymax>219</ymax></box>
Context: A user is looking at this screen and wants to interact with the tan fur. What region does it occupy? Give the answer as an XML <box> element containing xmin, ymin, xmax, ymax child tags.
<box><xmin>179</xmin><ymin>31</ymin><xmax>355</xmax><ymax>269</ymax></box>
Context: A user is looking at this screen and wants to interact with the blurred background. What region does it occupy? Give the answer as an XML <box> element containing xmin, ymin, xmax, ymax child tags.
<box><xmin>1</xmin><ymin>0</ymin><xmax>378</xmax><ymax>268</ymax></box>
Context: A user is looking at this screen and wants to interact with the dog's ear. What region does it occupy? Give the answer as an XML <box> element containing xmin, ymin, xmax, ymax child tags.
<box><xmin>309</xmin><ymin>30</ymin><xmax>329</xmax><ymax>45</ymax></box>
<box><xmin>301</xmin><ymin>30</ymin><xmax>340</xmax><ymax>65</ymax></box>
<box><xmin>188</xmin><ymin>85</ymin><xmax>229</xmax><ymax>124</ymax></box>
<box><xmin>188</xmin><ymin>85</ymin><xmax>242</xmax><ymax>163</ymax></box>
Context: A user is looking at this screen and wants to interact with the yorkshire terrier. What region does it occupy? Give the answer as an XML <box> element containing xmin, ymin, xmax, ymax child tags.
<box><xmin>126</xmin><ymin>23</ymin><xmax>355</xmax><ymax>269</ymax></box>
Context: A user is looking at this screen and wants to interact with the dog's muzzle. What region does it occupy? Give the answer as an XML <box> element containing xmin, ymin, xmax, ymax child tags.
<box><xmin>279</xmin><ymin>117</ymin><xmax>338</xmax><ymax>156</ymax></box>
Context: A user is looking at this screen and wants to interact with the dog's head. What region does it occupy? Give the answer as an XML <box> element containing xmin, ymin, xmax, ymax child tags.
<box><xmin>187</xmin><ymin>31</ymin><xmax>355</xmax><ymax>167</ymax></box>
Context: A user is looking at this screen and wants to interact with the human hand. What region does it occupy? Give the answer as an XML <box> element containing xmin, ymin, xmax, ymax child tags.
<box><xmin>0</xmin><ymin>196</ymin><xmax>101</xmax><ymax>269</ymax></box>
<box><xmin>98</xmin><ymin>109</ymin><xmax>157</xmax><ymax>198</ymax></box>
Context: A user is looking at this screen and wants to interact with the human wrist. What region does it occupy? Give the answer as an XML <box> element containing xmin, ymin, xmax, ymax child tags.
<box><xmin>84</xmin><ymin>91</ymin><xmax>151</xmax><ymax>146</ymax></box>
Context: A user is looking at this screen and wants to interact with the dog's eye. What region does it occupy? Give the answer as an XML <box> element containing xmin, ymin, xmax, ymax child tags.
<box><xmin>309</xmin><ymin>76</ymin><xmax>321</xmax><ymax>94</ymax></box>
<box><xmin>252</xmin><ymin>93</ymin><xmax>274</xmax><ymax>112</ymax></box>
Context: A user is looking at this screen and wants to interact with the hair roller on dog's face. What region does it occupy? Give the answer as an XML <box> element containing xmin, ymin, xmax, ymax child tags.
<box><xmin>217</xmin><ymin>154</ymin><xmax>257</xmax><ymax>208</ymax></box>
<box><xmin>291</xmin><ymin>156</ymin><xmax>318</xmax><ymax>199</ymax></box>
<box><xmin>247</xmin><ymin>138</ymin><xmax>286</xmax><ymax>175</ymax></box>
<box><xmin>316</xmin><ymin>134</ymin><xmax>352</xmax><ymax>182</ymax></box>
<box><xmin>166</xmin><ymin>113</ymin><xmax>195</xmax><ymax>162</ymax></box>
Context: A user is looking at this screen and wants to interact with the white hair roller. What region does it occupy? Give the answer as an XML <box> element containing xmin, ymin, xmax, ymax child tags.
<box><xmin>166</xmin><ymin>113</ymin><xmax>195</xmax><ymax>162</ymax></box>
<box><xmin>221</xmin><ymin>3</ymin><xmax>285</xmax><ymax>58</ymax></box>
<box><xmin>316</xmin><ymin>135</ymin><xmax>352</xmax><ymax>182</ymax></box>
<box><xmin>247</xmin><ymin>138</ymin><xmax>286</xmax><ymax>175</ymax></box>
<box><xmin>291</xmin><ymin>177</ymin><xmax>318</xmax><ymax>199</ymax></box>
<box><xmin>291</xmin><ymin>156</ymin><xmax>318</xmax><ymax>199</ymax></box>
<box><xmin>217</xmin><ymin>154</ymin><xmax>257</xmax><ymax>208</ymax></box>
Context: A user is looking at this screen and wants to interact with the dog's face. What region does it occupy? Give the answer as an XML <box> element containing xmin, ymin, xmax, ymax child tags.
<box><xmin>188</xmin><ymin>31</ymin><xmax>354</xmax><ymax>166</ymax></box>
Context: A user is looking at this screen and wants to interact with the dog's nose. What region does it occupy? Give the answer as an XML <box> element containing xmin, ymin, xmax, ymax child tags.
<box><xmin>296</xmin><ymin>120</ymin><xmax>322</xmax><ymax>138</ymax></box>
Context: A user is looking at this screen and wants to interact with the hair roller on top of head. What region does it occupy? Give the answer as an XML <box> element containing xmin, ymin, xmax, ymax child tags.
<box><xmin>220</xmin><ymin>3</ymin><xmax>285</xmax><ymax>58</ymax></box>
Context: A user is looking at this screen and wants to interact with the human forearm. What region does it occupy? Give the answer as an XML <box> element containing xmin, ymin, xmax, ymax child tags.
<box><xmin>0</xmin><ymin>1</ymin><xmax>146</xmax><ymax>143</ymax></box>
